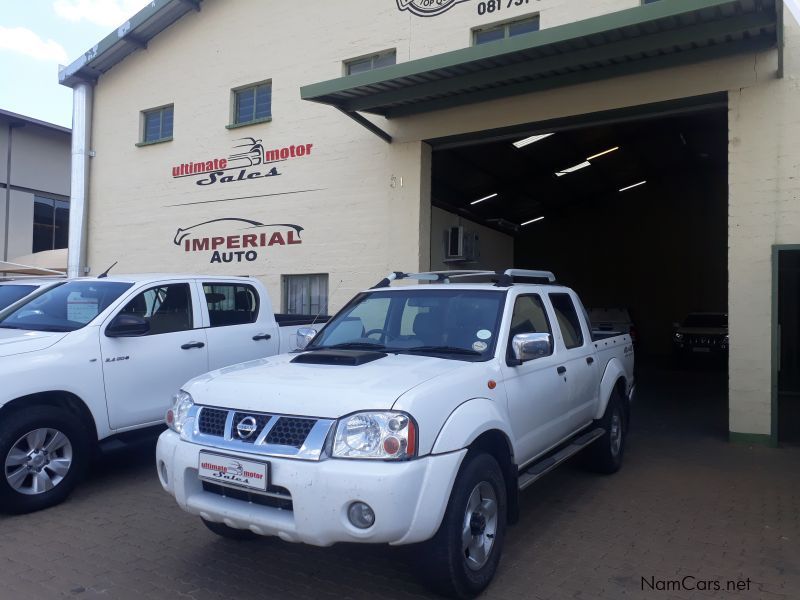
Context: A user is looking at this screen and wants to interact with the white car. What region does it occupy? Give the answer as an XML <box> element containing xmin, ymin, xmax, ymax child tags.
<box><xmin>157</xmin><ymin>269</ymin><xmax>635</xmax><ymax>598</ymax></box>
<box><xmin>0</xmin><ymin>274</ymin><xmax>320</xmax><ymax>514</ymax></box>
<box><xmin>0</xmin><ymin>278</ymin><xmax>63</xmax><ymax>311</ymax></box>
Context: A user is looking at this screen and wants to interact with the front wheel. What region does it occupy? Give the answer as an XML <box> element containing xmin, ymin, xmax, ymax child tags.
<box><xmin>416</xmin><ymin>452</ymin><xmax>507</xmax><ymax>599</ymax></box>
<box><xmin>0</xmin><ymin>407</ymin><xmax>89</xmax><ymax>514</ymax></box>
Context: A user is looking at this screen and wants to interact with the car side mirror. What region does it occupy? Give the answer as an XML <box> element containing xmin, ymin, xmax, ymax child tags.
<box><xmin>510</xmin><ymin>332</ymin><xmax>552</xmax><ymax>365</ymax></box>
<box><xmin>106</xmin><ymin>314</ymin><xmax>150</xmax><ymax>338</ymax></box>
<box><xmin>296</xmin><ymin>327</ymin><xmax>317</xmax><ymax>350</ymax></box>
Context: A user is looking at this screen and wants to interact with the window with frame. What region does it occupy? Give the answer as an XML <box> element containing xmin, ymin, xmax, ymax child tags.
<box><xmin>507</xmin><ymin>294</ymin><xmax>553</xmax><ymax>358</ymax></box>
<box><xmin>345</xmin><ymin>50</ymin><xmax>397</xmax><ymax>76</ymax></box>
<box><xmin>32</xmin><ymin>195</ymin><xmax>69</xmax><ymax>253</ymax></box>
<box><xmin>549</xmin><ymin>293</ymin><xmax>585</xmax><ymax>349</ymax></box>
<box><xmin>233</xmin><ymin>82</ymin><xmax>272</xmax><ymax>125</ymax></box>
<box><xmin>203</xmin><ymin>283</ymin><xmax>260</xmax><ymax>327</ymax></box>
<box><xmin>473</xmin><ymin>15</ymin><xmax>540</xmax><ymax>45</ymax></box>
<box><xmin>118</xmin><ymin>284</ymin><xmax>193</xmax><ymax>335</ymax></box>
<box><xmin>282</xmin><ymin>274</ymin><xmax>328</xmax><ymax>316</ymax></box>
<box><xmin>141</xmin><ymin>105</ymin><xmax>173</xmax><ymax>143</ymax></box>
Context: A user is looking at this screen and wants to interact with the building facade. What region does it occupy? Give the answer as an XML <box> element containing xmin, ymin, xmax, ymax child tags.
<box><xmin>59</xmin><ymin>0</ymin><xmax>800</xmax><ymax>445</ymax></box>
<box><xmin>0</xmin><ymin>110</ymin><xmax>71</xmax><ymax>268</ymax></box>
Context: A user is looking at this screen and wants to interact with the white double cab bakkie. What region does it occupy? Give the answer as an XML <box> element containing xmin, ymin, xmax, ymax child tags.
<box><xmin>157</xmin><ymin>269</ymin><xmax>635</xmax><ymax>599</ymax></box>
<box><xmin>0</xmin><ymin>274</ymin><xmax>318</xmax><ymax>514</ymax></box>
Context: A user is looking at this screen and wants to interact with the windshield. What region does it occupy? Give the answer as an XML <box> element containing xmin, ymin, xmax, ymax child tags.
<box><xmin>683</xmin><ymin>314</ymin><xmax>727</xmax><ymax>328</ymax></box>
<box><xmin>0</xmin><ymin>281</ymin><xmax>133</xmax><ymax>332</ymax></box>
<box><xmin>0</xmin><ymin>285</ymin><xmax>38</xmax><ymax>311</ymax></box>
<box><xmin>308</xmin><ymin>289</ymin><xmax>506</xmax><ymax>361</ymax></box>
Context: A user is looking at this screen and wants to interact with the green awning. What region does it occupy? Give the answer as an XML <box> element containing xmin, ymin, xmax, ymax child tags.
<box><xmin>300</xmin><ymin>0</ymin><xmax>779</xmax><ymax>139</ymax></box>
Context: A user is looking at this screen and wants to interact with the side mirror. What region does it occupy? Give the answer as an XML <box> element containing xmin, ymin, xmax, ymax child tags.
<box><xmin>106</xmin><ymin>314</ymin><xmax>150</xmax><ymax>338</ymax></box>
<box><xmin>511</xmin><ymin>332</ymin><xmax>552</xmax><ymax>365</ymax></box>
<box><xmin>296</xmin><ymin>327</ymin><xmax>317</xmax><ymax>350</ymax></box>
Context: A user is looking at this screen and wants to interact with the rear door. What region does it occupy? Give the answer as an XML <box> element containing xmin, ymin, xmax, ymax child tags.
<box><xmin>548</xmin><ymin>292</ymin><xmax>599</xmax><ymax>428</ymax></box>
<box><xmin>101</xmin><ymin>281</ymin><xmax>209</xmax><ymax>429</ymax></box>
<box><xmin>200</xmin><ymin>281</ymin><xmax>279</xmax><ymax>370</ymax></box>
<box><xmin>500</xmin><ymin>293</ymin><xmax>571</xmax><ymax>464</ymax></box>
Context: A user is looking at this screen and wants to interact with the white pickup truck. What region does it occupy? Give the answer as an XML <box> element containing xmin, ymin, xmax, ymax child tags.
<box><xmin>0</xmin><ymin>274</ymin><xmax>319</xmax><ymax>514</ymax></box>
<box><xmin>157</xmin><ymin>269</ymin><xmax>634</xmax><ymax>598</ymax></box>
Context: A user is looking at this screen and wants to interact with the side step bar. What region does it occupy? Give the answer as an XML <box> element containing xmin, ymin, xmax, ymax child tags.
<box><xmin>517</xmin><ymin>428</ymin><xmax>605</xmax><ymax>491</ymax></box>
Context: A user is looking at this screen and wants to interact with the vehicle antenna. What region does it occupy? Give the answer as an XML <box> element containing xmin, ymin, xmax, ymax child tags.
<box><xmin>97</xmin><ymin>261</ymin><xmax>118</xmax><ymax>279</ymax></box>
<box><xmin>311</xmin><ymin>278</ymin><xmax>343</xmax><ymax>326</ymax></box>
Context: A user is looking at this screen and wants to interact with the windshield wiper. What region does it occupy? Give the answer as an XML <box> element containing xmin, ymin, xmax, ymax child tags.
<box><xmin>306</xmin><ymin>342</ymin><xmax>387</xmax><ymax>351</ymax></box>
<box><xmin>394</xmin><ymin>345</ymin><xmax>482</xmax><ymax>356</ymax></box>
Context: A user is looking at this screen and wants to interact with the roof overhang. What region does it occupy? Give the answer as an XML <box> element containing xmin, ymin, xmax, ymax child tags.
<box><xmin>301</xmin><ymin>0</ymin><xmax>781</xmax><ymax>142</ymax></box>
<box><xmin>59</xmin><ymin>0</ymin><xmax>202</xmax><ymax>88</ymax></box>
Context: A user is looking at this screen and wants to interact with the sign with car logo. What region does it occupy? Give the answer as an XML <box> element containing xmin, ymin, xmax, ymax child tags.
<box><xmin>236</xmin><ymin>416</ymin><xmax>258</xmax><ymax>439</ymax></box>
<box><xmin>198</xmin><ymin>451</ymin><xmax>268</xmax><ymax>491</ymax></box>
<box><xmin>396</xmin><ymin>0</ymin><xmax>470</xmax><ymax>17</ymax></box>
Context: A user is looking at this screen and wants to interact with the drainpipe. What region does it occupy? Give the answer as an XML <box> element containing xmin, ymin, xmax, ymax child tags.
<box><xmin>3</xmin><ymin>121</ymin><xmax>24</xmax><ymax>262</ymax></box>
<box><xmin>68</xmin><ymin>80</ymin><xmax>93</xmax><ymax>278</ymax></box>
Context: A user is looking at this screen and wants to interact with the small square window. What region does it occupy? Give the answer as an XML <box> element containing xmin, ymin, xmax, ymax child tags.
<box><xmin>282</xmin><ymin>274</ymin><xmax>329</xmax><ymax>316</ymax></box>
<box><xmin>233</xmin><ymin>82</ymin><xmax>272</xmax><ymax>125</ymax></box>
<box><xmin>473</xmin><ymin>15</ymin><xmax>540</xmax><ymax>45</ymax></box>
<box><xmin>345</xmin><ymin>50</ymin><xmax>396</xmax><ymax>76</ymax></box>
<box><xmin>141</xmin><ymin>105</ymin><xmax>173</xmax><ymax>143</ymax></box>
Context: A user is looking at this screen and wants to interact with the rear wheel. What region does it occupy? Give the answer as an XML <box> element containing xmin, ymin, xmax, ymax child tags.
<box><xmin>0</xmin><ymin>407</ymin><xmax>89</xmax><ymax>514</ymax></box>
<box><xmin>416</xmin><ymin>452</ymin><xmax>507</xmax><ymax>599</ymax></box>
<box><xmin>584</xmin><ymin>390</ymin><xmax>626</xmax><ymax>474</ymax></box>
<box><xmin>202</xmin><ymin>518</ymin><xmax>259</xmax><ymax>540</ymax></box>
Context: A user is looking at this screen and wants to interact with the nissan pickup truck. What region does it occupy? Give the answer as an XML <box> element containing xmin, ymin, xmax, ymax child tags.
<box><xmin>157</xmin><ymin>269</ymin><xmax>635</xmax><ymax>599</ymax></box>
<box><xmin>0</xmin><ymin>274</ymin><xmax>321</xmax><ymax>514</ymax></box>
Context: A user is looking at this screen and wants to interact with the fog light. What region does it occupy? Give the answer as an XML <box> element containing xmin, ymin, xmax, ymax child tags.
<box><xmin>347</xmin><ymin>502</ymin><xmax>375</xmax><ymax>529</ymax></box>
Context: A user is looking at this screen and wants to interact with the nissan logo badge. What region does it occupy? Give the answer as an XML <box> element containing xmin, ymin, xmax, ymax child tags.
<box><xmin>236</xmin><ymin>416</ymin><xmax>258</xmax><ymax>439</ymax></box>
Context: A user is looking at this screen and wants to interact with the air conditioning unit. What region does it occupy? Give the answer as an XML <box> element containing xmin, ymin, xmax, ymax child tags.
<box><xmin>444</xmin><ymin>227</ymin><xmax>480</xmax><ymax>263</ymax></box>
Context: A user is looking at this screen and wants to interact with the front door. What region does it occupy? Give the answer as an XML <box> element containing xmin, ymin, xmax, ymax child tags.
<box><xmin>778</xmin><ymin>249</ymin><xmax>800</xmax><ymax>444</ymax></box>
<box><xmin>101</xmin><ymin>282</ymin><xmax>209</xmax><ymax>430</ymax></box>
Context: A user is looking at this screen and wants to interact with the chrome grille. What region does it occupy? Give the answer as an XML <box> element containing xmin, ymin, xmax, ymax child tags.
<box><xmin>265</xmin><ymin>417</ymin><xmax>317</xmax><ymax>448</ymax></box>
<box><xmin>232</xmin><ymin>411</ymin><xmax>271</xmax><ymax>443</ymax></box>
<box><xmin>198</xmin><ymin>408</ymin><xmax>227</xmax><ymax>437</ymax></box>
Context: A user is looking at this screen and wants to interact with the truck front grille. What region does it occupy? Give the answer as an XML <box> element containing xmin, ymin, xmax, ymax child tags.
<box><xmin>232</xmin><ymin>412</ymin><xmax>272</xmax><ymax>443</ymax></box>
<box><xmin>265</xmin><ymin>417</ymin><xmax>317</xmax><ymax>448</ymax></box>
<box><xmin>202</xmin><ymin>481</ymin><xmax>293</xmax><ymax>511</ymax></box>
<box><xmin>198</xmin><ymin>408</ymin><xmax>227</xmax><ymax>437</ymax></box>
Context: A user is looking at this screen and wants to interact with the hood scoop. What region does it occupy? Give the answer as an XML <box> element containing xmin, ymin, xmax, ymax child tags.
<box><xmin>291</xmin><ymin>349</ymin><xmax>387</xmax><ymax>366</ymax></box>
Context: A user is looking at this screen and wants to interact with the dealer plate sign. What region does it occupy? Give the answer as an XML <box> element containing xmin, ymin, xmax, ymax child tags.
<box><xmin>198</xmin><ymin>451</ymin><xmax>268</xmax><ymax>492</ymax></box>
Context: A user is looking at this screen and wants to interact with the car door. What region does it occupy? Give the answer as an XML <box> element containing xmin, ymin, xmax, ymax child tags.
<box><xmin>200</xmin><ymin>281</ymin><xmax>279</xmax><ymax>371</ymax></box>
<box><xmin>101</xmin><ymin>282</ymin><xmax>209</xmax><ymax>430</ymax></box>
<box><xmin>548</xmin><ymin>292</ymin><xmax>599</xmax><ymax>429</ymax></box>
<box><xmin>499</xmin><ymin>293</ymin><xmax>571</xmax><ymax>464</ymax></box>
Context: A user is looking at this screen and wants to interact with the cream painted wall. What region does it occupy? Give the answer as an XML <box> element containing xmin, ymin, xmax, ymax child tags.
<box><xmin>84</xmin><ymin>0</ymin><xmax>800</xmax><ymax>436</ymax></box>
<box><xmin>430</xmin><ymin>206</ymin><xmax>514</xmax><ymax>272</ymax></box>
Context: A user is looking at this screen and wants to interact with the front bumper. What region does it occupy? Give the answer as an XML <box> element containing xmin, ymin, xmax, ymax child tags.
<box><xmin>156</xmin><ymin>430</ymin><xmax>465</xmax><ymax>546</ymax></box>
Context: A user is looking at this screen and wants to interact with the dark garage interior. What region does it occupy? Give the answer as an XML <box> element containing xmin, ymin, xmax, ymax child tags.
<box><xmin>429</xmin><ymin>98</ymin><xmax>730</xmax><ymax>437</ymax></box>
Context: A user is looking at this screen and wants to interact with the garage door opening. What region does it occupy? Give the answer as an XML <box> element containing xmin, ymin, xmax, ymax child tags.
<box><xmin>427</xmin><ymin>96</ymin><xmax>729</xmax><ymax>438</ymax></box>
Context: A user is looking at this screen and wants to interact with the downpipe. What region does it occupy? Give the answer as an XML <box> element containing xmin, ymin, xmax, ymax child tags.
<box><xmin>67</xmin><ymin>81</ymin><xmax>93</xmax><ymax>279</ymax></box>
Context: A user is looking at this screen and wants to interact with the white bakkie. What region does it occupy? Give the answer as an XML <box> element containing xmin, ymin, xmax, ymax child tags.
<box><xmin>157</xmin><ymin>270</ymin><xmax>635</xmax><ymax>599</ymax></box>
<box><xmin>0</xmin><ymin>274</ymin><xmax>314</xmax><ymax>514</ymax></box>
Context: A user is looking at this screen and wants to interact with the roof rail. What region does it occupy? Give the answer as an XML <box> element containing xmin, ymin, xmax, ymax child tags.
<box><xmin>371</xmin><ymin>269</ymin><xmax>556</xmax><ymax>288</ymax></box>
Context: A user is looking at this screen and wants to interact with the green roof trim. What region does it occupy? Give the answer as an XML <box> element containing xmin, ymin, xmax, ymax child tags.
<box><xmin>301</xmin><ymin>0</ymin><xmax>779</xmax><ymax>122</ymax></box>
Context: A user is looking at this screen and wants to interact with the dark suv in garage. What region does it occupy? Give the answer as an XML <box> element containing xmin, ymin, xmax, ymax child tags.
<box><xmin>672</xmin><ymin>312</ymin><xmax>728</xmax><ymax>362</ymax></box>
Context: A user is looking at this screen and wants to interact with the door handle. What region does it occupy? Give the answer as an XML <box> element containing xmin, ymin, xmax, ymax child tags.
<box><xmin>252</xmin><ymin>333</ymin><xmax>272</xmax><ymax>341</ymax></box>
<box><xmin>181</xmin><ymin>341</ymin><xmax>205</xmax><ymax>350</ymax></box>
<box><xmin>586</xmin><ymin>357</ymin><xmax>594</xmax><ymax>365</ymax></box>
<box><xmin>557</xmin><ymin>366</ymin><xmax>567</xmax><ymax>375</ymax></box>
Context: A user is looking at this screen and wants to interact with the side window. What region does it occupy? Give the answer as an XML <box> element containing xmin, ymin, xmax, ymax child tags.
<box><xmin>118</xmin><ymin>284</ymin><xmax>193</xmax><ymax>335</ymax></box>
<box><xmin>549</xmin><ymin>293</ymin><xmax>585</xmax><ymax>349</ymax></box>
<box><xmin>508</xmin><ymin>294</ymin><xmax>553</xmax><ymax>356</ymax></box>
<box><xmin>203</xmin><ymin>283</ymin><xmax>259</xmax><ymax>327</ymax></box>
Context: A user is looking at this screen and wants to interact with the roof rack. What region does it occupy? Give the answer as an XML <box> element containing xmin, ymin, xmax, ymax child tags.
<box><xmin>371</xmin><ymin>269</ymin><xmax>556</xmax><ymax>288</ymax></box>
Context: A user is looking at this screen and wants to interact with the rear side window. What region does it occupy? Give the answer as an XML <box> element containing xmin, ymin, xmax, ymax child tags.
<box><xmin>549</xmin><ymin>293</ymin><xmax>585</xmax><ymax>349</ymax></box>
<box><xmin>203</xmin><ymin>283</ymin><xmax>259</xmax><ymax>327</ymax></box>
<box><xmin>119</xmin><ymin>284</ymin><xmax>193</xmax><ymax>335</ymax></box>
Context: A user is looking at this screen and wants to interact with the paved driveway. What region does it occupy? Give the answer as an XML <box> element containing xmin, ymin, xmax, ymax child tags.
<box><xmin>1</xmin><ymin>367</ymin><xmax>798</xmax><ymax>599</ymax></box>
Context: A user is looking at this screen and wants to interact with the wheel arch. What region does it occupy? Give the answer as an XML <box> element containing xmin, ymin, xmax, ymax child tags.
<box><xmin>595</xmin><ymin>358</ymin><xmax>628</xmax><ymax>420</ymax></box>
<box><xmin>468</xmin><ymin>429</ymin><xmax>519</xmax><ymax>525</ymax></box>
<box><xmin>0</xmin><ymin>391</ymin><xmax>98</xmax><ymax>444</ymax></box>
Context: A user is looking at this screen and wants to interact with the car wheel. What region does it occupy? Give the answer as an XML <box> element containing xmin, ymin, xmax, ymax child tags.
<box><xmin>0</xmin><ymin>406</ymin><xmax>90</xmax><ymax>514</ymax></box>
<box><xmin>584</xmin><ymin>389</ymin><xmax>626</xmax><ymax>474</ymax></box>
<box><xmin>202</xmin><ymin>518</ymin><xmax>260</xmax><ymax>540</ymax></box>
<box><xmin>416</xmin><ymin>452</ymin><xmax>507</xmax><ymax>599</ymax></box>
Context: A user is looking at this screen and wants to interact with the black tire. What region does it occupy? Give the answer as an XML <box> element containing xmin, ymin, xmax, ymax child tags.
<box><xmin>416</xmin><ymin>452</ymin><xmax>507</xmax><ymax>599</ymax></box>
<box><xmin>584</xmin><ymin>389</ymin><xmax>626</xmax><ymax>474</ymax></box>
<box><xmin>0</xmin><ymin>406</ymin><xmax>90</xmax><ymax>514</ymax></box>
<box><xmin>202</xmin><ymin>518</ymin><xmax>260</xmax><ymax>540</ymax></box>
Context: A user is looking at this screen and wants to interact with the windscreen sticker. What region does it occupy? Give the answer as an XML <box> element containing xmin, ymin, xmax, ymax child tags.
<box><xmin>477</xmin><ymin>329</ymin><xmax>492</xmax><ymax>340</ymax></box>
<box><xmin>472</xmin><ymin>341</ymin><xmax>488</xmax><ymax>352</ymax></box>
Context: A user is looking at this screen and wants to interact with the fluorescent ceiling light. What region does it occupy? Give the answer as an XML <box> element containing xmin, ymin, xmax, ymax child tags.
<box><xmin>586</xmin><ymin>146</ymin><xmax>620</xmax><ymax>161</ymax></box>
<box><xmin>521</xmin><ymin>216</ymin><xmax>545</xmax><ymax>226</ymax></box>
<box><xmin>619</xmin><ymin>180</ymin><xmax>647</xmax><ymax>192</ymax></box>
<box><xmin>471</xmin><ymin>193</ymin><xmax>498</xmax><ymax>205</ymax></box>
<box><xmin>555</xmin><ymin>161</ymin><xmax>591</xmax><ymax>177</ymax></box>
<box><xmin>513</xmin><ymin>133</ymin><xmax>554</xmax><ymax>149</ymax></box>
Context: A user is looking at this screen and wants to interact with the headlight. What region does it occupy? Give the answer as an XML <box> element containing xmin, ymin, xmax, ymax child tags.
<box><xmin>332</xmin><ymin>412</ymin><xmax>417</xmax><ymax>460</ymax></box>
<box><xmin>166</xmin><ymin>390</ymin><xmax>194</xmax><ymax>434</ymax></box>
<box><xmin>673</xmin><ymin>332</ymin><xmax>684</xmax><ymax>342</ymax></box>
